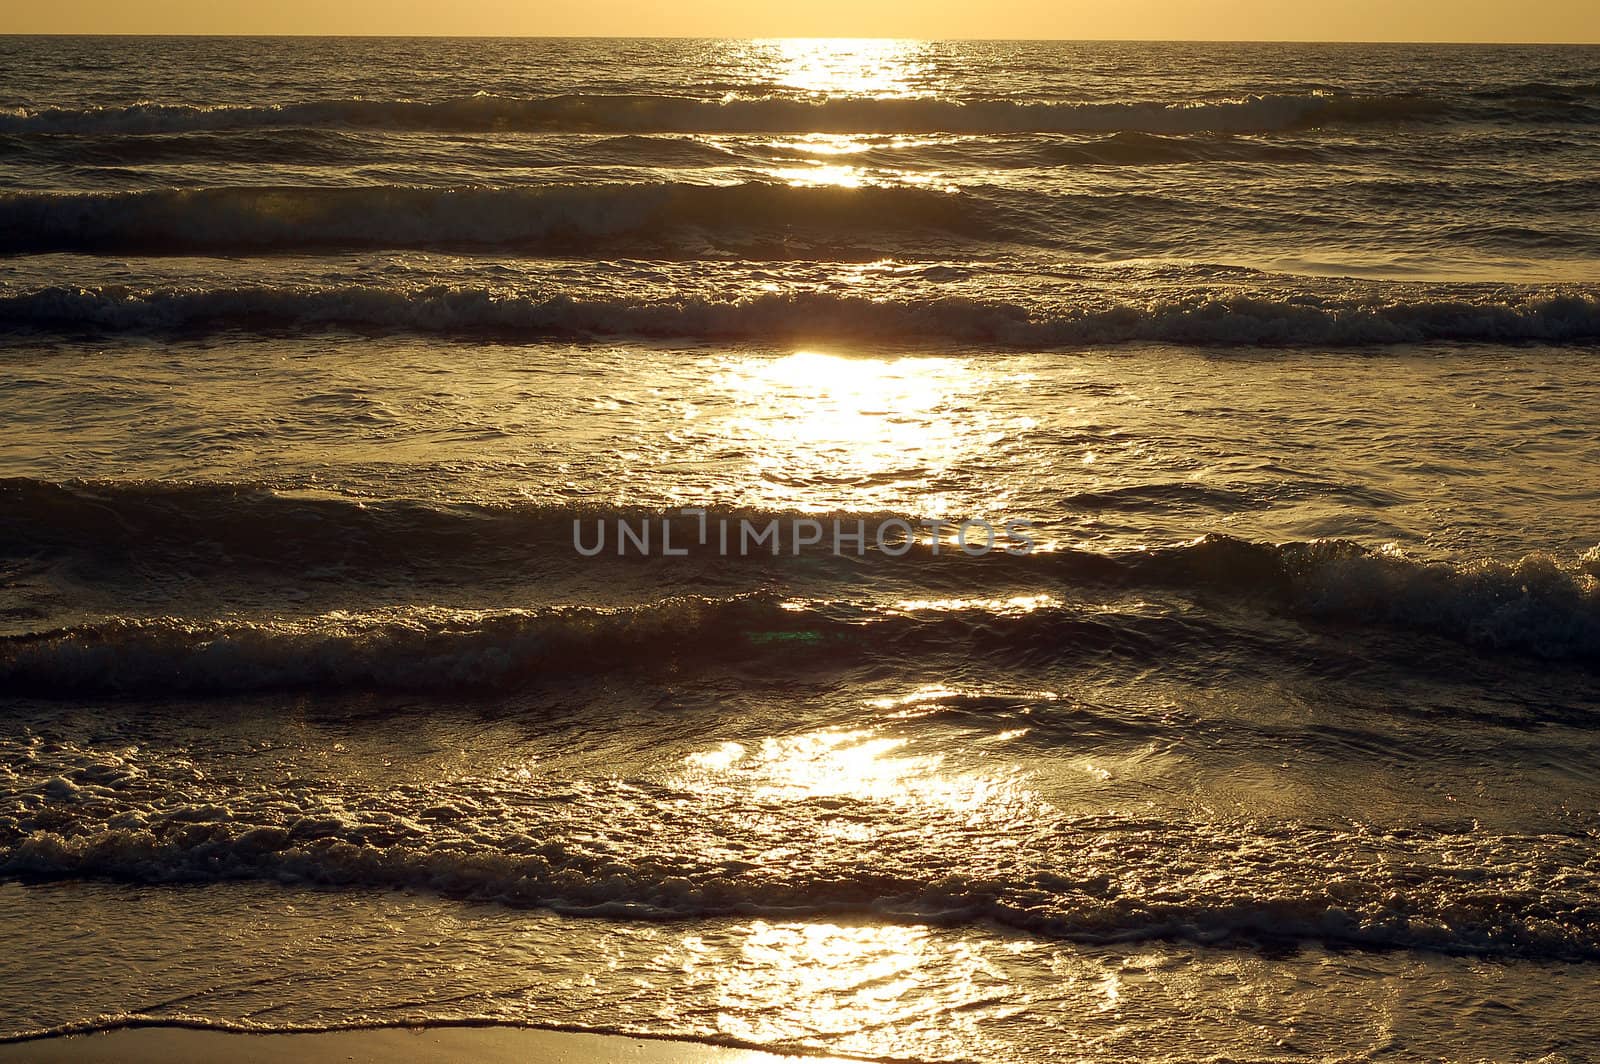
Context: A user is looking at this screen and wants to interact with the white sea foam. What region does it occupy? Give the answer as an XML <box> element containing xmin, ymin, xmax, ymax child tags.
<box><xmin>3</xmin><ymin>738</ymin><xmax>1597</xmax><ymax>960</ymax></box>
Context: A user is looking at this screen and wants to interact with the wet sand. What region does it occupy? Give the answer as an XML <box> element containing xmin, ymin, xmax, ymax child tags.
<box><xmin>0</xmin><ymin>1025</ymin><xmax>858</xmax><ymax>1063</ymax></box>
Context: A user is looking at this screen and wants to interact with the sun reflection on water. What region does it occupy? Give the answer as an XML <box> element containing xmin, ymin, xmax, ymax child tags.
<box><xmin>676</xmin><ymin>718</ymin><xmax>1041</xmax><ymax>820</ymax></box>
<box><xmin>716</xmin><ymin>922</ymin><xmax>936</xmax><ymax>1043</ymax></box>
<box><xmin>705</xmin><ymin>350</ymin><xmax>994</xmax><ymax>512</ymax></box>
<box><xmin>764</xmin><ymin>162</ymin><xmax>869</xmax><ymax>188</ymax></box>
<box><xmin>648</xmin><ymin>684</ymin><xmax>1125</xmax><ymax>1058</ymax></box>
<box><xmin>764</xmin><ymin>161</ymin><xmax>958</xmax><ymax>190</ymax></box>
<box><xmin>654</xmin><ymin>919</ymin><xmax>1034</xmax><ymax>1060</ymax></box>
<box><xmin>776</xmin><ymin>133</ymin><xmax>947</xmax><ymax>156</ymax></box>
<box><xmin>893</xmin><ymin>593</ymin><xmax>1059</xmax><ymax>614</ymax></box>
<box><xmin>751</xmin><ymin>38</ymin><xmax>933</xmax><ymax>99</ymax></box>
<box><xmin>681</xmin><ymin>729</ymin><xmax>937</xmax><ymax>806</ymax></box>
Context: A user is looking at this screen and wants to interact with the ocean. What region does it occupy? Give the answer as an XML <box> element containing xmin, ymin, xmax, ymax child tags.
<box><xmin>2</xmin><ymin>35</ymin><xmax>1599</xmax><ymax>1061</ymax></box>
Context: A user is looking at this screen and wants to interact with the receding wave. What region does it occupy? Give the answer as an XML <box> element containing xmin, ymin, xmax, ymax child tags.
<box><xmin>4</xmin><ymin>282</ymin><xmax>1597</xmax><ymax>346</ymax></box>
<box><xmin>4</xmin><ymin>745</ymin><xmax>1597</xmax><ymax>960</ymax></box>
<box><xmin>0</xmin><ymin>90</ymin><xmax>1472</xmax><ymax>136</ymax></box>
<box><xmin>6</xmin><ymin>820</ymin><xmax>1596</xmax><ymax>961</ymax></box>
<box><xmin>0</xmin><ymin>1018</ymin><xmax>815</xmax><ymax>1055</ymax></box>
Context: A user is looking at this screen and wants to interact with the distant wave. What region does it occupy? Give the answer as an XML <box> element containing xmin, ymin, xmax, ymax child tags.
<box><xmin>1032</xmin><ymin>130</ymin><xmax>1335</xmax><ymax>165</ymax></box>
<box><xmin>0</xmin><ymin>126</ymin><xmax>1348</xmax><ymax>172</ymax></box>
<box><xmin>1467</xmin><ymin>80</ymin><xmax>1600</xmax><ymax>120</ymax></box>
<box><xmin>4</xmin><ymin>282</ymin><xmax>1597</xmax><ymax>346</ymax></box>
<box><xmin>0</xmin><ymin>90</ymin><xmax>1478</xmax><ymax>136</ymax></box>
<box><xmin>8</xmin><ymin>179</ymin><xmax>1593</xmax><ymax>258</ymax></box>
<box><xmin>1471</xmin><ymin>80</ymin><xmax>1600</xmax><ymax>101</ymax></box>
<box><xmin>0</xmin><ymin>128</ymin><xmax>750</xmax><ymax>171</ymax></box>
<box><xmin>0</xmin><ymin>182</ymin><xmax>997</xmax><ymax>255</ymax></box>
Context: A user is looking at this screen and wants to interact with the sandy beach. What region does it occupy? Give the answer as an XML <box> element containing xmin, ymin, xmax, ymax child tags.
<box><xmin>0</xmin><ymin>1026</ymin><xmax>858</xmax><ymax>1064</ymax></box>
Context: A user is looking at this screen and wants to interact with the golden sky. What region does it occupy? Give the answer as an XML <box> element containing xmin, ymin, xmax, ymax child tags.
<box><xmin>5</xmin><ymin>0</ymin><xmax>1598</xmax><ymax>41</ymax></box>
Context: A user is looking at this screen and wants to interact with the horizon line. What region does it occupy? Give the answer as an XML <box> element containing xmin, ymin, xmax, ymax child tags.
<box><xmin>2</xmin><ymin>32</ymin><xmax>1598</xmax><ymax>46</ymax></box>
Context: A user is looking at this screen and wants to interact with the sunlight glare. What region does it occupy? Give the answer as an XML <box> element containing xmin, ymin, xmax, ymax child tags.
<box><xmin>710</xmin><ymin>350</ymin><xmax>987</xmax><ymax>511</ymax></box>
<box><xmin>755</xmin><ymin>38</ymin><xmax>930</xmax><ymax>98</ymax></box>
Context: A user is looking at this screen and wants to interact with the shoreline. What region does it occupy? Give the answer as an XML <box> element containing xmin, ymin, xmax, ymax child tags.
<box><xmin>0</xmin><ymin>1024</ymin><xmax>867</xmax><ymax>1063</ymax></box>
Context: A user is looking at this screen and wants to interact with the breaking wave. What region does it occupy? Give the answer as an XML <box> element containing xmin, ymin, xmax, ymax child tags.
<box><xmin>0</xmin><ymin>90</ymin><xmax>1483</xmax><ymax>136</ymax></box>
<box><xmin>3</xmin><ymin>743</ymin><xmax>1597</xmax><ymax>960</ymax></box>
<box><xmin>3</xmin><ymin>282</ymin><xmax>1597</xmax><ymax>346</ymax></box>
<box><xmin>0</xmin><ymin>546</ymin><xmax>1589</xmax><ymax>697</ymax></box>
<box><xmin>3</xmin><ymin>477</ymin><xmax>1596</xmax><ymax>691</ymax></box>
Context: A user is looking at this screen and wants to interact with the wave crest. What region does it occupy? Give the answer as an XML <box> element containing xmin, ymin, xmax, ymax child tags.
<box><xmin>0</xmin><ymin>91</ymin><xmax>1468</xmax><ymax>136</ymax></box>
<box><xmin>4</xmin><ymin>282</ymin><xmax>1597</xmax><ymax>346</ymax></box>
<box><xmin>2</xmin><ymin>481</ymin><xmax>1596</xmax><ymax>690</ymax></box>
<box><xmin>0</xmin><ymin>182</ymin><xmax>987</xmax><ymax>255</ymax></box>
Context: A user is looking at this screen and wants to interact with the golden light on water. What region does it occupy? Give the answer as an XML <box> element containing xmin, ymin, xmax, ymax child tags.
<box><xmin>777</xmin><ymin>133</ymin><xmax>948</xmax><ymax>156</ymax></box>
<box><xmin>681</xmin><ymin>728</ymin><xmax>957</xmax><ymax>808</ymax></box>
<box><xmin>6</xmin><ymin>16</ymin><xmax>1599</xmax><ymax>1064</ymax></box>
<box><xmin>668</xmin><ymin>710</ymin><xmax>1042</xmax><ymax>1054</ymax></box>
<box><xmin>764</xmin><ymin>162</ymin><xmax>958</xmax><ymax>190</ymax></box>
<box><xmin>657</xmin><ymin>695</ymin><xmax>1195</xmax><ymax>1058</ymax></box>
<box><xmin>764</xmin><ymin>162</ymin><xmax>870</xmax><ymax>188</ymax></box>
<box><xmin>707</xmin><ymin>350</ymin><xmax>992</xmax><ymax>512</ymax></box>
<box><xmin>676</xmin><ymin>714</ymin><xmax>1045</xmax><ymax>824</ymax></box>
<box><xmin>893</xmin><ymin>593</ymin><xmax>1059</xmax><ymax>613</ymax></box>
<box><xmin>738</xmin><ymin>39</ymin><xmax>947</xmax><ymax>189</ymax></box>
<box><xmin>662</xmin><ymin>722</ymin><xmax>1041</xmax><ymax>1056</ymax></box>
<box><xmin>652</xmin><ymin>918</ymin><xmax>1035</xmax><ymax>1061</ymax></box>
<box><xmin>751</xmin><ymin>38</ymin><xmax>931</xmax><ymax>99</ymax></box>
<box><xmin>711</xmin><ymin>922</ymin><xmax>942</xmax><ymax>1046</ymax></box>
